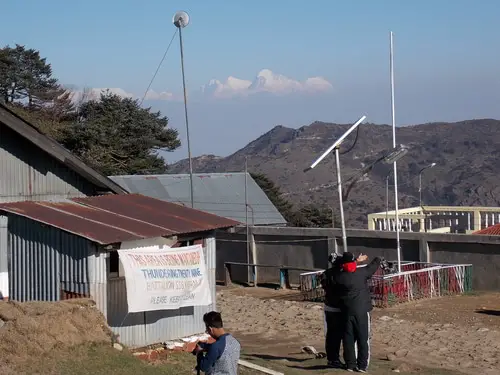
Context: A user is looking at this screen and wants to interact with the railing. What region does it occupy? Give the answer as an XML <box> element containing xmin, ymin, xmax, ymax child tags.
<box><xmin>223</xmin><ymin>262</ymin><xmax>320</xmax><ymax>289</ymax></box>
<box><xmin>299</xmin><ymin>261</ymin><xmax>473</xmax><ymax>308</ymax></box>
<box><xmin>368</xmin><ymin>206</ymin><xmax>500</xmax><ymax>233</ymax></box>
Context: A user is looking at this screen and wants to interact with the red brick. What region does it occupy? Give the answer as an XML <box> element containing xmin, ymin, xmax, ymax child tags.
<box><xmin>184</xmin><ymin>342</ymin><xmax>197</xmax><ymax>353</ymax></box>
<box><xmin>149</xmin><ymin>350</ymin><xmax>159</xmax><ymax>361</ymax></box>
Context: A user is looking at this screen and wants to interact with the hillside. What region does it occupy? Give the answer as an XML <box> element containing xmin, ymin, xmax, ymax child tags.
<box><xmin>169</xmin><ymin>119</ymin><xmax>500</xmax><ymax>228</ymax></box>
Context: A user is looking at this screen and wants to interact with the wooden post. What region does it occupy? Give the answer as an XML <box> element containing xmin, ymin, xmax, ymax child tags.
<box><xmin>250</xmin><ymin>231</ymin><xmax>258</xmax><ymax>287</ymax></box>
<box><xmin>224</xmin><ymin>263</ymin><xmax>232</xmax><ymax>286</ymax></box>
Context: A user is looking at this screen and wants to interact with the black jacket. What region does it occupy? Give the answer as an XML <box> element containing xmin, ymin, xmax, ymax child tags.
<box><xmin>321</xmin><ymin>258</ymin><xmax>343</xmax><ymax>309</ymax></box>
<box><xmin>332</xmin><ymin>257</ymin><xmax>381</xmax><ymax>315</ymax></box>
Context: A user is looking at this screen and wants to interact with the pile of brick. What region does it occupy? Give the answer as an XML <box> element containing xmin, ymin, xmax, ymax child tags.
<box><xmin>132</xmin><ymin>333</ymin><xmax>215</xmax><ymax>361</ymax></box>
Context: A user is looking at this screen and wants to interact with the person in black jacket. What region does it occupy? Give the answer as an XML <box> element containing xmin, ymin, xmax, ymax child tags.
<box><xmin>320</xmin><ymin>252</ymin><xmax>368</xmax><ymax>369</ymax></box>
<box><xmin>333</xmin><ymin>252</ymin><xmax>381</xmax><ymax>373</ymax></box>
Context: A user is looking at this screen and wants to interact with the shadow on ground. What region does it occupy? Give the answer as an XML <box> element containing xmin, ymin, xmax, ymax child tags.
<box><xmin>476</xmin><ymin>309</ymin><xmax>500</xmax><ymax>317</ymax></box>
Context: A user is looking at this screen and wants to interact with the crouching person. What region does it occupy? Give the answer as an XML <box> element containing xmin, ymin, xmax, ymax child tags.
<box><xmin>193</xmin><ymin>311</ymin><xmax>241</xmax><ymax>374</ymax></box>
<box><xmin>334</xmin><ymin>252</ymin><xmax>381</xmax><ymax>373</ymax></box>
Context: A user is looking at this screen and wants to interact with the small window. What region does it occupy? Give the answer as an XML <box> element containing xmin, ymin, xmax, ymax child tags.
<box><xmin>176</xmin><ymin>238</ymin><xmax>203</xmax><ymax>247</ymax></box>
<box><xmin>109</xmin><ymin>251</ymin><xmax>119</xmax><ymax>277</ymax></box>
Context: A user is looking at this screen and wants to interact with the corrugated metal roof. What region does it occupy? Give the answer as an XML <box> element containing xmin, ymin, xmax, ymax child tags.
<box><xmin>0</xmin><ymin>194</ymin><xmax>238</xmax><ymax>245</ymax></box>
<box><xmin>474</xmin><ymin>224</ymin><xmax>500</xmax><ymax>235</ymax></box>
<box><xmin>109</xmin><ymin>173</ymin><xmax>287</xmax><ymax>225</ymax></box>
<box><xmin>0</xmin><ymin>103</ymin><xmax>126</xmax><ymax>195</ymax></box>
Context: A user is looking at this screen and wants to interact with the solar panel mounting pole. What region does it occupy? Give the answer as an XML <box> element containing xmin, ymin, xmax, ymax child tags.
<box><xmin>305</xmin><ymin>115</ymin><xmax>367</xmax><ymax>253</ymax></box>
<box><xmin>173</xmin><ymin>11</ymin><xmax>194</xmax><ymax>208</ymax></box>
<box><xmin>390</xmin><ymin>31</ymin><xmax>401</xmax><ymax>273</ymax></box>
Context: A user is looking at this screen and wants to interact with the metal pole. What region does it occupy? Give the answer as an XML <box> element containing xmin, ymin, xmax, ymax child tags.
<box><xmin>245</xmin><ymin>157</ymin><xmax>250</xmax><ymax>279</ymax></box>
<box><xmin>419</xmin><ymin>172</ymin><xmax>422</xmax><ymax>207</ymax></box>
<box><xmin>335</xmin><ymin>148</ymin><xmax>348</xmax><ymax>253</ymax></box>
<box><xmin>390</xmin><ymin>31</ymin><xmax>401</xmax><ymax>272</ymax></box>
<box><xmin>385</xmin><ymin>175</ymin><xmax>389</xmax><ymax>231</ymax></box>
<box><xmin>178</xmin><ymin>26</ymin><xmax>195</xmax><ymax>208</ymax></box>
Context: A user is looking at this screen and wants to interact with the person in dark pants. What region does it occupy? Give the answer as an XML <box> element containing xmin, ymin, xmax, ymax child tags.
<box><xmin>333</xmin><ymin>252</ymin><xmax>381</xmax><ymax>373</ymax></box>
<box><xmin>321</xmin><ymin>252</ymin><xmax>368</xmax><ymax>369</ymax></box>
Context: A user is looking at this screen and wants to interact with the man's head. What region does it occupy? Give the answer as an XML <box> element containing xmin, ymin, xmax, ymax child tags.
<box><xmin>341</xmin><ymin>252</ymin><xmax>357</xmax><ymax>273</ymax></box>
<box><xmin>203</xmin><ymin>311</ymin><xmax>224</xmax><ymax>338</ymax></box>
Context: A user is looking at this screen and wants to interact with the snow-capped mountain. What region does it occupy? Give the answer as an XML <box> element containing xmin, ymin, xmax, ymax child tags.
<box><xmin>201</xmin><ymin>77</ymin><xmax>252</xmax><ymax>98</ymax></box>
<box><xmin>200</xmin><ymin>69</ymin><xmax>332</xmax><ymax>98</ymax></box>
<box><xmin>67</xmin><ymin>87</ymin><xmax>134</xmax><ymax>104</ymax></box>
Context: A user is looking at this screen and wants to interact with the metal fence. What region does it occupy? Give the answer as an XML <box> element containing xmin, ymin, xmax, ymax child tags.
<box><xmin>299</xmin><ymin>261</ymin><xmax>473</xmax><ymax>308</ymax></box>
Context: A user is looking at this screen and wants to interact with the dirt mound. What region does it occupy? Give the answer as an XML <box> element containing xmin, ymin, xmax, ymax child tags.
<box><xmin>0</xmin><ymin>298</ymin><xmax>112</xmax><ymax>374</ymax></box>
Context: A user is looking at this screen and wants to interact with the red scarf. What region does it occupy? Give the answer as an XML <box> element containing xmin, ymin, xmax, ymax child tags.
<box><xmin>342</xmin><ymin>261</ymin><xmax>357</xmax><ymax>273</ymax></box>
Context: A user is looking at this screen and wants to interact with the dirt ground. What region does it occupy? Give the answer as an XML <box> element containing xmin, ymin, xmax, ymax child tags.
<box><xmin>218</xmin><ymin>286</ymin><xmax>500</xmax><ymax>375</ymax></box>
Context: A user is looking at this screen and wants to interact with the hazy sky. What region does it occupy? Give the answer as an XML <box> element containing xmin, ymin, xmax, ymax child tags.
<box><xmin>1</xmin><ymin>0</ymin><xmax>499</xmax><ymax>162</ymax></box>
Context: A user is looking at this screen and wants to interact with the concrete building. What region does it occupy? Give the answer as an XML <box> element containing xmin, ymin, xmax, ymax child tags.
<box><xmin>0</xmin><ymin>193</ymin><xmax>238</xmax><ymax>347</ymax></box>
<box><xmin>367</xmin><ymin>206</ymin><xmax>500</xmax><ymax>234</ymax></box>
<box><xmin>109</xmin><ymin>173</ymin><xmax>287</xmax><ymax>226</ymax></box>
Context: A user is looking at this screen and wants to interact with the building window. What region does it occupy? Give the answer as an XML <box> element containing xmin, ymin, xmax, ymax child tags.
<box><xmin>176</xmin><ymin>238</ymin><xmax>203</xmax><ymax>247</ymax></box>
<box><xmin>109</xmin><ymin>251</ymin><xmax>119</xmax><ymax>278</ymax></box>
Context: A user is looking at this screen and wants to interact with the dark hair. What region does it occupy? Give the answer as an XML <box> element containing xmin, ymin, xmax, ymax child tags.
<box><xmin>203</xmin><ymin>311</ymin><xmax>223</xmax><ymax>329</ymax></box>
<box><xmin>341</xmin><ymin>252</ymin><xmax>356</xmax><ymax>264</ymax></box>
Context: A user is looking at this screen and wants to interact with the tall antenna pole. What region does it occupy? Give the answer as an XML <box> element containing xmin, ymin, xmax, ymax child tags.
<box><xmin>173</xmin><ymin>11</ymin><xmax>194</xmax><ymax>208</ymax></box>
<box><xmin>390</xmin><ymin>31</ymin><xmax>401</xmax><ymax>272</ymax></box>
<box><xmin>245</xmin><ymin>157</ymin><xmax>250</xmax><ymax>274</ymax></box>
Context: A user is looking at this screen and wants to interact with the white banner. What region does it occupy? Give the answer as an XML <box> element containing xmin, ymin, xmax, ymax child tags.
<box><xmin>118</xmin><ymin>244</ymin><xmax>212</xmax><ymax>312</ymax></box>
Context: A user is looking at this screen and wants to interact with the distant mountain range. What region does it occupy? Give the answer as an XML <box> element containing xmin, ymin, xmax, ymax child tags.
<box><xmin>199</xmin><ymin>69</ymin><xmax>332</xmax><ymax>98</ymax></box>
<box><xmin>169</xmin><ymin>119</ymin><xmax>500</xmax><ymax>228</ymax></box>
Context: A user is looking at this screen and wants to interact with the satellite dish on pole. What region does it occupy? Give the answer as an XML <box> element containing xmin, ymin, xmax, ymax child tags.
<box><xmin>173</xmin><ymin>11</ymin><xmax>190</xmax><ymax>28</ymax></box>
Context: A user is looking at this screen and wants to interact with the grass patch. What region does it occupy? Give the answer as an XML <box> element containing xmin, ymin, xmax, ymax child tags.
<box><xmin>11</xmin><ymin>343</ymin><xmax>464</xmax><ymax>375</ymax></box>
<box><xmin>15</xmin><ymin>343</ymin><xmax>261</xmax><ymax>375</ymax></box>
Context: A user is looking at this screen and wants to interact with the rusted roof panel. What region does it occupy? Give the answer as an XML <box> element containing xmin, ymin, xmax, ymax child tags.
<box><xmin>72</xmin><ymin>194</ymin><xmax>239</xmax><ymax>234</ymax></box>
<box><xmin>0</xmin><ymin>194</ymin><xmax>238</xmax><ymax>245</ymax></box>
<box><xmin>0</xmin><ymin>201</ymin><xmax>144</xmax><ymax>244</ymax></box>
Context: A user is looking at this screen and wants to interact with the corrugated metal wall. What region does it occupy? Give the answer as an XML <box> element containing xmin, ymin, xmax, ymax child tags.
<box><xmin>7</xmin><ymin>215</ymin><xmax>96</xmax><ymax>301</ymax></box>
<box><xmin>0</xmin><ymin>215</ymin><xmax>8</xmax><ymax>298</ymax></box>
<box><xmin>0</xmin><ymin>124</ymin><xmax>98</xmax><ymax>203</ymax></box>
<box><xmin>101</xmin><ymin>233</ymin><xmax>217</xmax><ymax>348</ymax></box>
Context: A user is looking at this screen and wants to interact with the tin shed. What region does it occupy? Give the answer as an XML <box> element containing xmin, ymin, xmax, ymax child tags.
<box><xmin>0</xmin><ymin>194</ymin><xmax>238</xmax><ymax>347</ymax></box>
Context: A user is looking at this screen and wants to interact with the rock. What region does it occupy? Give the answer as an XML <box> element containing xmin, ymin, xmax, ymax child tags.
<box><xmin>387</xmin><ymin>353</ymin><xmax>397</xmax><ymax>361</ymax></box>
<box><xmin>394</xmin><ymin>349</ymin><xmax>408</xmax><ymax>358</ymax></box>
<box><xmin>312</xmin><ymin>305</ymin><xmax>322</xmax><ymax>310</ymax></box>
<box><xmin>113</xmin><ymin>343</ymin><xmax>123</xmax><ymax>351</ymax></box>
<box><xmin>379</xmin><ymin>315</ymin><xmax>393</xmax><ymax>321</ymax></box>
<box><xmin>477</xmin><ymin>327</ymin><xmax>489</xmax><ymax>332</ymax></box>
<box><xmin>458</xmin><ymin>361</ymin><xmax>473</xmax><ymax>368</ymax></box>
<box><xmin>0</xmin><ymin>318</ymin><xmax>4</xmax><ymax>329</ymax></box>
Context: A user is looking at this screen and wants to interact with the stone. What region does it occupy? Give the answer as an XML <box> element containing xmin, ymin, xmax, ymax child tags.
<box><xmin>379</xmin><ymin>315</ymin><xmax>393</xmax><ymax>321</ymax></box>
<box><xmin>394</xmin><ymin>349</ymin><xmax>408</xmax><ymax>358</ymax></box>
<box><xmin>386</xmin><ymin>353</ymin><xmax>397</xmax><ymax>361</ymax></box>
<box><xmin>113</xmin><ymin>343</ymin><xmax>123</xmax><ymax>351</ymax></box>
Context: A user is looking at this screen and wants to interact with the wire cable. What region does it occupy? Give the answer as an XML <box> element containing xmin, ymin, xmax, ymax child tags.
<box><xmin>139</xmin><ymin>29</ymin><xmax>178</xmax><ymax>106</ymax></box>
<box><xmin>340</xmin><ymin>125</ymin><xmax>361</xmax><ymax>155</ymax></box>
